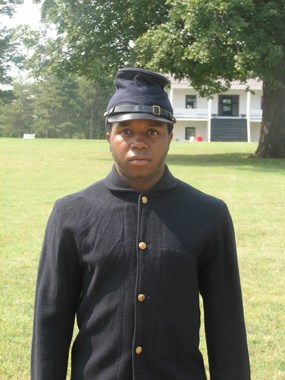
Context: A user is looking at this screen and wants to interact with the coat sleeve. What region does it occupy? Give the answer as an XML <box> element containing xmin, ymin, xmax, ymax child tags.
<box><xmin>199</xmin><ymin>204</ymin><xmax>250</xmax><ymax>380</ymax></box>
<box><xmin>31</xmin><ymin>201</ymin><xmax>82</xmax><ymax>380</ymax></box>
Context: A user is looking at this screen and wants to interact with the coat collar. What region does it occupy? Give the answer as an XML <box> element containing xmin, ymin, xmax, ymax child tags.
<box><xmin>104</xmin><ymin>164</ymin><xmax>176</xmax><ymax>194</ymax></box>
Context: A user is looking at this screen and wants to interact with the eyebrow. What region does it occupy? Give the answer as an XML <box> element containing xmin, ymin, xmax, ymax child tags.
<box><xmin>147</xmin><ymin>121</ymin><xmax>165</xmax><ymax>127</ymax></box>
<box><xmin>115</xmin><ymin>121</ymin><xmax>165</xmax><ymax>128</ymax></box>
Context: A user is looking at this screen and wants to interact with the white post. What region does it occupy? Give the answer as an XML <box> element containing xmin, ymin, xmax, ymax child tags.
<box><xmin>246</xmin><ymin>91</ymin><xmax>251</xmax><ymax>142</ymax></box>
<box><xmin>169</xmin><ymin>87</ymin><xmax>174</xmax><ymax>107</ymax></box>
<box><xmin>207</xmin><ymin>98</ymin><xmax>212</xmax><ymax>142</ymax></box>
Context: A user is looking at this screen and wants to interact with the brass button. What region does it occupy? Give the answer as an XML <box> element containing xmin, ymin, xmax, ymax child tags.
<box><xmin>135</xmin><ymin>346</ymin><xmax>143</xmax><ymax>355</ymax></box>
<box><xmin>138</xmin><ymin>293</ymin><xmax>146</xmax><ymax>302</ymax></box>
<box><xmin>141</xmin><ymin>196</ymin><xmax>148</xmax><ymax>204</ymax></box>
<box><xmin>138</xmin><ymin>241</ymin><xmax>147</xmax><ymax>250</ymax></box>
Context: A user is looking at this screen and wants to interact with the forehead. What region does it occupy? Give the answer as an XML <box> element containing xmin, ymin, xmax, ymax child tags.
<box><xmin>111</xmin><ymin>119</ymin><xmax>168</xmax><ymax>128</ymax></box>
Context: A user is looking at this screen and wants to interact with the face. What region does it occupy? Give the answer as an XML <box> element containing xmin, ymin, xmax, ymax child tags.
<box><xmin>106</xmin><ymin>119</ymin><xmax>173</xmax><ymax>192</ymax></box>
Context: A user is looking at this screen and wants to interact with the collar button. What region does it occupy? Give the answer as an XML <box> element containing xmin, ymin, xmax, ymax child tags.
<box><xmin>141</xmin><ymin>196</ymin><xmax>148</xmax><ymax>204</ymax></box>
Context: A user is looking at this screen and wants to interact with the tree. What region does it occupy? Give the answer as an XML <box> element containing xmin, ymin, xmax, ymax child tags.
<box><xmin>0</xmin><ymin>80</ymin><xmax>34</xmax><ymax>137</ymax></box>
<box><xmin>135</xmin><ymin>0</ymin><xmax>285</xmax><ymax>158</ymax></box>
<box><xmin>29</xmin><ymin>0</ymin><xmax>285</xmax><ymax>157</ymax></box>
<box><xmin>29</xmin><ymin>0</ymin><xmax>170</xmax><ymax>85</ymax></box>
<box><xmin>31</xmin><ymin>76</ymin><xmax>112</xmax><ymax>139</ymax></box>
<box><xmin>32</xmin><ymin>76</ymin><xmax>86</xmax><ymax>138</ymax></box>
<box><xmin>0</xmin><ymin>75</ymin><xmax>112</xmax><ymax>139</ymax></box>
<box><xmin>77</xmin><ymin>79</ymin><xmax>113</xmax><ymax>139</ymax></box>
<box><xmin>0</xmin><ymin>0</ymin><xmax>23</xmax><ymax>102</ymax></box>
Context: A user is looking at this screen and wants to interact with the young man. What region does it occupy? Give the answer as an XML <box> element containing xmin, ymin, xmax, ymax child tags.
<box><xmin>31</xmin><ymin>68</ymin><xmax>250</xmax><ymax>379</ymax></box>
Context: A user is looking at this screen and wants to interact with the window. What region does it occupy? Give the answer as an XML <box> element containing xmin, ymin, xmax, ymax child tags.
<box><xmin>185</xmin><ymin>127</ymin><xmax>196</xmax><ymax>140</ymax></box>
<box><xmin>185</xmin><ymin>95</ymin><xmax>197</xmax><ymax>109</ymax></box>
<box><xmin>218</xmin><ymin>95</ymin><xmax>239</xmax><ymax>116</ymax></box>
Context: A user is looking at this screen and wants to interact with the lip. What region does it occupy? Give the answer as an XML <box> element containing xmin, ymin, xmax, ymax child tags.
<box><xmin>128</xmin><ymin>157</ymin><xmax>150</xmax><ymax>166</ymax></box>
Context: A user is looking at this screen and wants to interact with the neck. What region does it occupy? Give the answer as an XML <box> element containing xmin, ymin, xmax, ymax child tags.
<box><xmin>115</xmin><ymin>164</ymin><xmax>165</xmax><ymax>193</ymax></box>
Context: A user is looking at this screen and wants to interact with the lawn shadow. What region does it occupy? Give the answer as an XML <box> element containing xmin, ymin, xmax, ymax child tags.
<box><xmin>166</xmin><ymin>153</ymin><xmax>285</xmax><ymax>173</ymax></box>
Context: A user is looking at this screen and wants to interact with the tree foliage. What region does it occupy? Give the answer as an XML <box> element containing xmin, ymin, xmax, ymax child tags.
<box><xmin>136</xmin><ymin>0</ymin><xmax>285</xmax><ymax>94</ymax></box>
<box><xmin>29</xmin><ymin>0</ymin><xmax>170</xmax><ymax>84</ymax></box>
<box><xmin>0</xmin><ymin>75</ymin><xmax>112</xmax><ymax>138</ymax></box>
<box><xmin>0</xmin><ymin>80</ymin><xmax>32</xmax><ymax>137</ymax></box>
<box><xmin>0</xmin><ymin>0</ymin><xmax>24</xmax><ymax>102</ymax></box>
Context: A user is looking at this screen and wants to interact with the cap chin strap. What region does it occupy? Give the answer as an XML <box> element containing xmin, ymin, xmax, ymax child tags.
<box><xmin>104</xmin><ymin>105</ymin><xmax>176</xmax><ymax>123</ymax></box>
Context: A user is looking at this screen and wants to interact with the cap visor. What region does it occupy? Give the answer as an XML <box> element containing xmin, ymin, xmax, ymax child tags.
<box><xmin>107</xmin><ymin>113</ymin><xmax>170</xmax><ymax>123</ymax></box>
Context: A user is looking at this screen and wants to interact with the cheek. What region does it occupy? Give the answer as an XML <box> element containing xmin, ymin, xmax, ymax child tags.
<box><xmin>109</xmin><ymin>137</ymin><xmax>128</xmax><ymax>157</ymax></box>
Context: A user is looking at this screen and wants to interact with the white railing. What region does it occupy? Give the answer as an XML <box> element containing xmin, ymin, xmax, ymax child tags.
<box><xmin>174</xmin><ymin>108</ymin><xmax>208</xmax><ymax>119</ymax></box>
<box><xmin>173</xmin><ymin>108</ymin><xmax>262</xmax><ymax>121</ymax></box>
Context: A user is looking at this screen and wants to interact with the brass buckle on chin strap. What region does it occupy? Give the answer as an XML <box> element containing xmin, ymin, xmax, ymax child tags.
<box><xmin>152</xmin><ymin>105</ymin><xmax>161</xmax><ymax>115</ymax></box>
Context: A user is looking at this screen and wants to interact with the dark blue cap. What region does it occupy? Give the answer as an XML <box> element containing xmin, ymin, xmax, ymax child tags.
<box><xmin>105</xmin><ymin>68</ymin><xmax>176</xmax><ymax>124</ymax></box>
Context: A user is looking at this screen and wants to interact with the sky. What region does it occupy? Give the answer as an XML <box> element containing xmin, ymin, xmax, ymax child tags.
<box><xmin>3</xmin><ymin>0</ymin><xmax>41</xmax><ymax>29</ymax></box>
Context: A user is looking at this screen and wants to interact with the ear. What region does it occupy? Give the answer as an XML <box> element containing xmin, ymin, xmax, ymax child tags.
<box><xmin>106</xmin><ymin>132</ymin><xmax>110</xmax><ymax>143</ymax></box>
<box><xmin>169</xmin><ymin>132</ymin><xmax>173</xmax><ymax>143</ymax></box>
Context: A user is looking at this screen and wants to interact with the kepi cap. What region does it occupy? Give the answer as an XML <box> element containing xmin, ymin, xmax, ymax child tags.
<box><xmin>105</xmin><ymin>68</ymin><xmax>176</xmax><ymax>124</ymax></box>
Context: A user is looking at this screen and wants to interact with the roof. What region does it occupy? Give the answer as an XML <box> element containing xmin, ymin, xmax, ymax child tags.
<box><xmin>167</xmin><ymin>76</ymin><xmax>262</xmax><ymax>90</ymax></box>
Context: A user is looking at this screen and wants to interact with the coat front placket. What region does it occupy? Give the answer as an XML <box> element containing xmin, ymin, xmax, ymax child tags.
<box><xmin>131</xmin><ymin>193</ymin><xmax>160</xmax><ymax>379</ymax></box>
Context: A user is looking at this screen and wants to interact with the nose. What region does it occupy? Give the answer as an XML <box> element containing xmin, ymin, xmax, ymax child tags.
<box><xmin>130</xmin><ymin>134</ymin><xmax>148</xmax><ymax>150</ymax></box>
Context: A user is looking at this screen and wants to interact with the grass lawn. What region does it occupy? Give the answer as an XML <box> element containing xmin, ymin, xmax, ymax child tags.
<box><xmin>0</xmin><ymin>138</ymin><xmax>284</xmax><ymax>379</ymax></box>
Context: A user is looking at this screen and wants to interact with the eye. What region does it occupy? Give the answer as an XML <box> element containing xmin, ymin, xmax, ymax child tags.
<box><xmin>147</xmin><ymin>129</ymin><xmax>159</xmax><ymax>136</ymax></box>
<box><xmin>120</xmin><ymin>128</ymin><xmax>132</xmax><ymax>136</ymax></box>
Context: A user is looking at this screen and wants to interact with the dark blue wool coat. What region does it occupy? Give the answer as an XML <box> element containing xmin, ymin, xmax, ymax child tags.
<box><xmin>31</xmin><ymin>165</ymin><xmax>250</xmax><ymax>380</ymax></box>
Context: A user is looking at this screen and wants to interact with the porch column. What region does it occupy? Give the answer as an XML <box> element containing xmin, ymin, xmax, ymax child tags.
<box><xmin>169</xmin><ymin>87</ymin><xmax>174</xmax><ymax>107</ymax></box>
<box><xmin>207</xmin><ymin>98</ymin><xmax>212</xmax><ymax>142</ymax></box>
<box><xmin>246</xmin><ymin>91</ymin><xmax>251</xmax><ymax>142</ymax></box>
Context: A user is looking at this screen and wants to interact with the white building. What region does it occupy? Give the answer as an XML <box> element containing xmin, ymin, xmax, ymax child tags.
<box><xmin>168</xmin><ymin>78</ymin><xmax>262</xmax><ymax>142</ymax></box>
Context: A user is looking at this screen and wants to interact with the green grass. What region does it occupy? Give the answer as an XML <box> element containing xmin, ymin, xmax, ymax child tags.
<box><xmin>0</xmin><ymin>138</ymin><xmax>284</xmax><ymax>379</ymax></box>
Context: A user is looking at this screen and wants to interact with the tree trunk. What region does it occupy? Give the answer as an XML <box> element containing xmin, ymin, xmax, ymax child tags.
<box><xmin>253</xmin><ymin>76</ymin><xmax>285</xmax><ymax>158</ymax></box>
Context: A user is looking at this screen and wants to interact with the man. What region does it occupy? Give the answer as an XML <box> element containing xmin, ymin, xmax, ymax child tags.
<box><xmin>31</xmin><ymin>68</ymin><xmax>250</xmax><ymax>379</ymax></box>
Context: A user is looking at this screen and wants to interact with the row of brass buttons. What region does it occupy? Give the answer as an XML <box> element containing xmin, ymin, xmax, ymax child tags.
<box><xmin>135</xmin><ymin>293</ymin><xmax>145</xmax><ymax>354</ymax></box>
<box><xmin>139</xmin><ymin>197</ymin><xmax>148</xmax><ymax>250</ymax></box>
<box><xmin>135</xmin><ymin>196</ymin><xmax>148</xmax><ymax>356</ymax></box>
